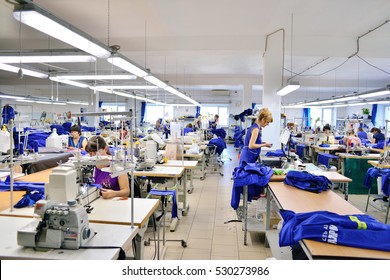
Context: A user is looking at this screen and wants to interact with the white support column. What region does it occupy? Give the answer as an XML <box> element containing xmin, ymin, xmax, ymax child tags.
<box><xmin>93</xmin><ymin>91</ymin><xmax>100</xmax><ymax>126</ymax></box>
<box><xmin>242</xmin><ymin>83</ymin><xmax>253</xmax><ymax>112</ymax></box>
<box><xmin>262</xmin><ymin>32</ymin><xmax>283</xmax><ymax>149</ymax></box>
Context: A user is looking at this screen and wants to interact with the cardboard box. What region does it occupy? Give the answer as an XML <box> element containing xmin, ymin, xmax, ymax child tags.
<box><xmin>263</xmin><ymin>211</ymin><xmax>281</xmax><ymax>230</ymax></box>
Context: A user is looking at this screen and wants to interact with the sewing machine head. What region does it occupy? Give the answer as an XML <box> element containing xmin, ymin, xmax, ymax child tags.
<box><xmin>17</xmin><ymin>200</ymin><xmax>94</xmax><ymax>249</ymax></box>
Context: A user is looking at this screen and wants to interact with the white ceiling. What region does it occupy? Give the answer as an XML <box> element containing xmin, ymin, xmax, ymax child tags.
<box><xmin>1</xmin><ymin>0</ymin><xmax>390</xmax><ymax>105</ymax></box>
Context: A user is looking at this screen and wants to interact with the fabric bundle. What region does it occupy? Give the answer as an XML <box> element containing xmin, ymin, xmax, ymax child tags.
<box><xmin>284</xmin><ymin>170</ymin><xmax>332</xmax><ymax>193</ymax></box>
<box><xmin>231</xmin><ymin>162</ymin><xmax>273</xmax><ymax>209</ymax></box>
<box><xmin>363</xmin><ymin>167</ymin><xmax>390</xmax><ymax>196</ymax></box>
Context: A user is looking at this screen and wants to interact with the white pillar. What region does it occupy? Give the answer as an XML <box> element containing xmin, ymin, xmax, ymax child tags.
<box><xmin>93</xmin><ymin>91</ymin><xmax>100</xmax><ymax>126</ymax></box>
<box><xmin>262</xmin><ymin>31</ymin><xmax>283</xmax><ymax>149</ymax></box>
<box><xmin>242</xmin><ymin>83</ymin><xmax>253</xmax><ymax>111</ymax></box>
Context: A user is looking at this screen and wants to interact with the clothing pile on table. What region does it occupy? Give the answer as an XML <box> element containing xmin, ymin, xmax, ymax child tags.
<box><xmin>284</xmin><ymin>170</ymin><xmax>332</xmax><ymax>193</ymax></box>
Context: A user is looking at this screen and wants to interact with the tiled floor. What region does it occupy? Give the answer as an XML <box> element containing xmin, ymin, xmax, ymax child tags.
<box><xmin>141</xmin><ymin>144</ymin><xmax>390</xmax><ymax>260</ymax></box>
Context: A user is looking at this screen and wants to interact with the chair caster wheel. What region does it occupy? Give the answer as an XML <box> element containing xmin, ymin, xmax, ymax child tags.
<box><xmin>181</xmin><ymin>241</ymin><xmax>187</xmax><ymax>248</ymax></box>
<box><xmin>144</xmin><ymin>239</ymin><xmax>151</xmax><ymax>246</ymax></box>
<box><xmin>200</xmin><ymin>177</ymin><xmax>205</xmax><ymax>181</ymax></box>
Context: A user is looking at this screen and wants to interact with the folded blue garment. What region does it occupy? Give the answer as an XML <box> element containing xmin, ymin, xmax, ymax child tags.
<box><xmin>284</xmin><ymin>170</ymin><xmax>332</xmax><ymax>193</ymax></box>
<box><xmin>279</xmin><ymin>209</ymin><xmax>390</xmax><ymax>252</ymax></box>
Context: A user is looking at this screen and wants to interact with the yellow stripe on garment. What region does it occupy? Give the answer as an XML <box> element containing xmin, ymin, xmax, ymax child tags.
<box><xmin>349</xmin><ymin>216</ymin><xmax>367</xmax><ymax>230</ymax></box>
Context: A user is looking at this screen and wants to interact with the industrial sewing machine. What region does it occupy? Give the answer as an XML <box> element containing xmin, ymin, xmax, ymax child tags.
<box><xmin>17</xmin><ymin>200</ymin><xmax>94</xmax><ymax>249</ymax></box>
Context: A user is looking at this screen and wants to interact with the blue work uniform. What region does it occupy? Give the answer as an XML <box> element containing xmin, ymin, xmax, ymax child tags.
<box><xmin>68</xmin><ymin>135</ymin><xmax>86</xmax><ymax>149</ymax></box>
<box><xmin>239</xmin><ymin>123</ymin><xmax>262</xmax><ymax>164</ymax></box>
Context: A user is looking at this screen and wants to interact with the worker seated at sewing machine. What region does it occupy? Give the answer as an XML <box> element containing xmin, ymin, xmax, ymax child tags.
<box><xmin>85</xmin><ymin>136</ymin><xmax>130</xmax><ymax>199</ymax></box>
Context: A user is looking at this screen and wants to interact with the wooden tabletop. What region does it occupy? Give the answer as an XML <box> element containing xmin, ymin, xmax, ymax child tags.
<box><xmin>337</xmin><ymin>153</ymin><xmax>381</xmax><ymax>159</ymax></box>
<box><xmin>368</xmin><ymin>160</ymin><xmax>390</xmax><ymax>169</ymax></box>
<box><xmin>134</xmin><ymin>165</ymin><xmax>185</xmax><ymax>178</ymax></box>
<box><xmin>16</xmin><ymin>168</ymin><xmax>53</xmax><ymax>183</ymax></box>
<box><xmin>269</xmin><ymin>181</ymin><xmax>390</xmax><ymax>259</ymax></box>
<box><xmin>162</xmin><ymin>160</ymin><xmax>198</xmax><ymax>169</ymax></box>
<box><xmin>0</xmin><ymin>191</ymin><xmax>26</xmax><ymax>212</ymax></box>
<box><xmin>270</xmin><ymin>170</ymin><xmax>352</xmax><ymax>183</ymax></box>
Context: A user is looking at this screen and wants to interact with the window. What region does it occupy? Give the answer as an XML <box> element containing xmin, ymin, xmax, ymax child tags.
<box><xmin>101</xmin><ymin>103</ymin><xmax>126</xmax><ymax>123</ymax></box>
<box><xmin>310</xmin><ymin>107</ymin><xmax>333</xmax><ymax>128</ymax></box>
<box><xmin>200</xmin><ymin>105</ymin><xmax>229</xmax><ymax>126</ymax></box>
<box><xmin>145</xmin><ymin>105</ymin><xmax>173</xmax><ymax>124</ymax></box>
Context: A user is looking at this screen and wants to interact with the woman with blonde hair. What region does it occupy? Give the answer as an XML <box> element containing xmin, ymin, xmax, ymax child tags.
<box><xmin>239</xmin><ymin>108</ymin><xmax>273</xmax><ymax>164</ymax></box>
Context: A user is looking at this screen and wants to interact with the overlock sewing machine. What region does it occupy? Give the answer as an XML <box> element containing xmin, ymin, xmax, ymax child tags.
<box><xmin>17</xmin><ymin>199</ymin><xmax>94</xmax><ymax>249</ymax></box>
<box><xmin>17</xmin><ymin>164</ymin><xmax>99</xmax><ymax>249</ymax></box>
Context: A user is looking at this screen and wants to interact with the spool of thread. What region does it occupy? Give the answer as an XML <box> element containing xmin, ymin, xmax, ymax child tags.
<box><xmin>19</xmin><ymin>143</ymin><xmax>24</xmax><ymax>155</ymax></box>
<box><xmin>33</xmin><ymin>140</ymin><xmax>39</xmax><ymax>153</ymax></box>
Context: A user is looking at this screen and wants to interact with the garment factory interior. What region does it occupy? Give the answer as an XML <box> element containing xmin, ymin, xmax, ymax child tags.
<box><xmin>1</xmin><ymin>0</ymin><xmax>390</xmax><ymax>260</ymax></box>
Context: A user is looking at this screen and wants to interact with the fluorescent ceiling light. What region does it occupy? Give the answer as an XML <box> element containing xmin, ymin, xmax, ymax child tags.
<box><xmin>169</xmin><ymin>104</ymin><xmax>197</xmax><ymax>107</ymax></box>
<box><xmin>0</xmin><ymin>63</ymin><xmax>48</xmax><ymax>78</ymax></box>
<box><xmin>334</xmin><ymin>96</ymin><xmax>359</xmax><ymax>102</ymax></box>
<box><xmin>281</xmin><ymin>104</ymin><xmax>304</xmax><ymax>109</ymax></box>
<box><xmin>348</xmin><ymin>102</ymin><xmax>367</xmax><ymax>106</ymax></box>
<box><xmin>13</xmin><ymin>4</ymin><xmax>111</xmax><ymax>58</ymax></box>
<box><xmin>67</xmin><ymin>101</ymin><xmax>89</xmax><ymax>106</ymax></box>
<box><xmin>165</xmin><ymin>86</ymin><xmax>201</xmax><ymax>106</ymax></box>
<box><xmin>95</xmin><ymin>88</ymin><xmax>165</xmax><ymax>105</ymax></box>
<box><xmin>144</xmin><ymin>75</ymin><xmax>167</xmax><ymax>88</ymax></box>
<box><xmin>35</xmin><ymin>101</ymin><xmax>52</xmax><ymax>105</ymax></box>
<box><xmin>0</xmin><ymin>94</ymin><xmax>25</xmax><ymax>100</ymax></box>
<box><xmin>276</xmin><ymin>81</ymin><xmax>300</xmax><ymax>96</ymax></box>
<box><xmin>90</xmin><ymin>85</ymin><xmax>158</xmax><ymax>90</ymax></box>
<box><xmin>55</xmin><ymin>74</ymin><xmax>137</xmax><ymax>80</ymax></box>
<box><xmin>16</xmin><ymin>99</ymin><xmax>34</xmax><ymax>103</ymax></box>
<box><xmin>367</xmin><ymin>100</ymin><xmax>390</xmax><ymax>104</ymax></box>
<box><xmin>359</xmin><ymin>89</ymin><xmax>390</xmax><ymax>98</ymax></box>
<box><xmin>0</xmin><ymin>53</ymin><xmax>96</xmax><ymax>63</ymax></box>
<box><xmin>320</xmin><ymin>104</ymin><xmax>348</xmax><ymax>108</ymax></box>
<box><xmin>50</xmin><ymin>77</ymin><xmax>89</xmax><ymax>88</ymax></box>
<box><xmin>107</xmin><ymin>56</ymin><xmax>148</xmax><ymax>78</ymax></box>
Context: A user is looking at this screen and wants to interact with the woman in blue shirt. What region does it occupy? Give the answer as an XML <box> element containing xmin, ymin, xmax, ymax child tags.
<box><xmin>370</xmin><ymin>127</ymin><xmax>385</xmax><ymax>143</ymax></box>
<box><xmin>67</xmin><ymin>125</ymin><xmax>87</xmax><ymax>150</ymax></box>
<box><xmin>239</xmin><ymin>108</ymin><xmax>273</xmax><ymax>164</ymax></box>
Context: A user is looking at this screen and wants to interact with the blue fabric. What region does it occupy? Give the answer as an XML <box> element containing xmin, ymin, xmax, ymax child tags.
<box><xmin>50</xmin><ymin>125</ymin><xmax>66</xmax><ymax>135</ymax></box>
<box><xmin>141</xmin><ymin>102</ymin><xmax>146</xmax><ymax>123</ymax></box>
<box><xmin>182</xmin><ymin>127</ymin><xmax>194</xmax><ymax>135</ymax></box>
<box><xmin>233</xmin><ymin>127</ymin><xmax>245</xmax><ymax>149</ymax></box>
<box><xmin>363</xmin><ymin>167</ymin><xmax>390</xmax><ymax>195</ymax></box>
<box><xmin>372</xmin><ymin>139</ymin><xmax>390</xmax><ymax>149</ymax></box>
<box><xmin>195</xmin><ymin>106</ymin><xmax>201</xmax><ymax>118</ymax></box>
<box><xmin>279</xmin><ymin>209</ymin><xmax>390</xmax><ymax>252</ymax></box>
<box><xmin>318</xmin><ymin>143</ymin><xmax>330</xmax><ymax>147</ymax></box>
<box><xmin>318</xmin><ymin>153</ymin><xmax>339</xmax><ymax>168</ymax></box>
<box><xmin>284</xmin><ymin>170</ymin><xmax>332</xmax><ymax>193</ymax></box>
<box><xmin>208</xmin><ymin>137</ymin><xmax>226</xmax><ymax>155</ymax></box>
<box><xmin>148</xmin><ymin>189</ymin><xmax>177</xmax><ymax>218</ymax></box>
<box><xmin>265</xmin><ymin>149</ymin><xmax>284</xmax><ymax>157</ymax></box>
<box><xmin>13</xmin><ymin>131</ymin><xmax>50</xmax><ymax>149</ymax></box>
<box><xmin>373</xmin><ymin>132</ymin><xmax>385</xmax><ymax>144</ymax></box>
<box><xmin>211</xmin><ymin>128</ymin><xmax>226</xmax><ymax>139</ymax></box>
<box><xmin>231</xmin><ymin>162</ymin><xmax>273</xmax><ymax>209</ymax></box>
<box><xmin>303</xmin><ymin>108</ymin><xmax>310</xmax><ymax>128</ymax></box>
<box><xmin>251</xmin><ymin>103</ymin><xmax>256</xmax><ymax>109</ymax></box>
<box><xmin>239</xmin><ymin>123</ymin><xmax>262</xmax><ymax>164</ymax></box>
<box><xmin>358</xmin><ymin>131</ymin><xmax>368</xmax><ymax>140</ymax></box>
<box><xmin>81</xmin><ymin>126</ymin><xmax>97</xmax><ymax>132</ymax></box>
<box><xmin>62</xmin><ymin>122</ymin><xmax>72</xmax><ymax>133</ymax></box>
<box><xmin>2</xmin><ymin>105</ymin><xmax>15</xmax><ymax>125</ymax></box>
<box><xmin>14</xmin><ymin>190</ymin><xmax>45</xmax><ymax>208</ymax></box>
<box><xmin>371</xmin><ymin>104</ymin><xmax>377</xmax><ymax>126</ymax></box>
<box><xmin>296</xmin><ymin>144</ymin><xmax>306</xmax><ymax>159</ymax></box>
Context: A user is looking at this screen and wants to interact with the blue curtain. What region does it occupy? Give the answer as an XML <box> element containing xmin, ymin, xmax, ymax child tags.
<box><xmin>371</xmin><ymin>104</ymin><xmax>377</xmax><ymax>126</ymax></box>
<box><xmin>141</xmin><ymin>102</ymin><xmax>146</xmax><ymax>123</ymax></box>
<box><xmin>98</xmin><ymin>101</ymin><xmax>103</xmax><ymax>122</ymax></box>
<box><xmin>303</xmin><ymin>108</ymin><xmax>311</xmax><ymax>128</ymax></box>
<box><xmin>251</xmin><ymin>103</ymin><xmax>256</xmax><ymax>109</ymax></box>
<box><xmin>196</xmin><ymin>106</ymin><xmax>201</xmax><ymax>117</ymax></box>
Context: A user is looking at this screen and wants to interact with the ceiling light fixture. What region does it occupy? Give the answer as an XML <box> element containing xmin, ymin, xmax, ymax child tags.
<box><xmin>144</xmin><ymin>75</ymin><xmax>167</xmax><ymax>88</ymax></box>
<box><xmin>276</xmin><ymin>80</ymin><xmax>301</xmax><ymax>96</ymax></box>
<box><xmin>107</xmin><ymin>55</ymin><xmax>148</xmax><ymax>78</ymax></box>
<box><xmin>90</xmin><ymin>85</ymin><xmax>158</xmax><ymax>90</ymax></box>
<box><xmin>66</xmin><ymin>100</ymin><xmax>89</xmax><ymax>106</ymax></box>
<box><xmin>0</xmin><ymin>63</ymin><xmax>48</xmax><ymax>78</ymax></box>
<box><xmin>95</xmin><ymin>88</ymin><xmax>165</xmax><ymax>105</ymax></box>
<box><xmin>50</xmin><ymin>77</ymin><xmax>89</xmax><ymax>88</ymax></box>
<box><xmin>13</xmin><ymin>3</ymin><xmax>111</xmax><ymax>58</ymax></box>
<box><xmin>0</xmin><ymin>52</ymin><xmax>96</xmax><ymax>63</ymax></box>
<box><xmin>165</xmin><ymin>86</ymin><xmax>201</xmax><ymax>106</ymax></box>
<box><xmin>358</xmin><ymin>86</ymin><xmax>390</xmax><ymax>98</ymax></box>
<box><xmin>0</xmin><ymin>93</ymin><xmax>25</xmax><ymax>100</ymax></box>
<box><xmin>55</xmin><ymin>74</ymin><xmax>137</xmax><ymax>80</ymax></box>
